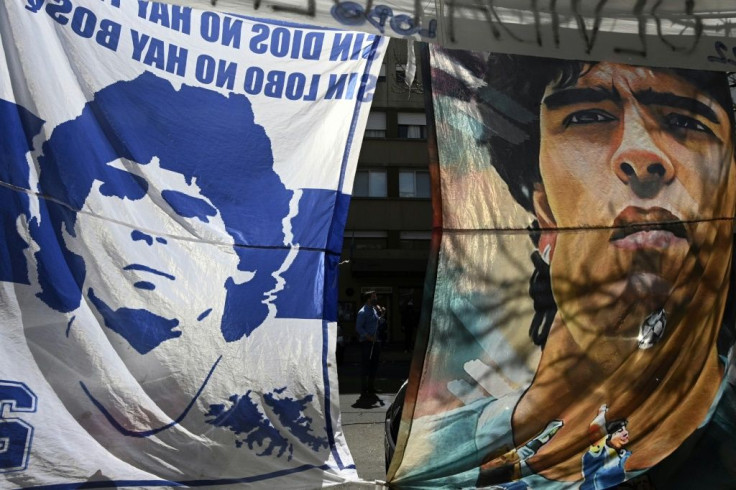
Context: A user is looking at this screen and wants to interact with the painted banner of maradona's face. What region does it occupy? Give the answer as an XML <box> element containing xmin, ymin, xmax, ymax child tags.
<box><xmin>536</xmin><ymin>62</ymin><xmax>735</xmax><ymax>366</ymax></box>
<box><xmin>524</xmin><ymin>61</ymin><xmax>736</xmax><ymax>478</ymax></box>
<box><xmin>389</xmin><ymin>50</ymin><xmax>736</xmax><ymax>489</ymax></box>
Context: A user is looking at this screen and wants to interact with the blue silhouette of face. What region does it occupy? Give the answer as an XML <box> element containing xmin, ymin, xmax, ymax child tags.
<box><xmin>63</xmin><ymin>156</ymin><xmax>246</xmax><ymax>355</ymax></box>
<box><xmin>21</xmin><ymin>73</ymin><xmax>297</xmax><ymax>438</ymax></box>
<box><xmin>33</xmin><ymin>72</ymin><xmax>293</xmax><ymax>346</ymax></box>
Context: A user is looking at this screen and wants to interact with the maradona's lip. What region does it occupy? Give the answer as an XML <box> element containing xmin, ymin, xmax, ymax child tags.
<box><xmin>610</xmin><ymin>207</ymin><xmax>688</xmax><ymax>250</ymax></box>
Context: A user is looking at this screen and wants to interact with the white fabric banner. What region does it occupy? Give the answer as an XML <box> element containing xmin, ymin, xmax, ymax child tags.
<box><xmin>143</xmin><ymin>0</ymin><xmax>736</xmax><ymax>71</ymax></box>
<box><xmin>0</xmin><ymin>0</ymin><xmax>385</xmax><ymax>487</ymax></box>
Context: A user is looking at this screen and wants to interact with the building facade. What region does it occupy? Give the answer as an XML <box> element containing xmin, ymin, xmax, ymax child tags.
<box><xmin>338</xmin><ymin>39</ymin><xmax>431</xmax><ymax>349</ymax></box>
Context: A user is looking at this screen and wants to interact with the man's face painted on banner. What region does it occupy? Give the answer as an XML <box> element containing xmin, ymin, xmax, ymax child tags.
<box><xmin>534</xmin><ymin>62</ymin><xmax>736</xmax><ymax>359</ymax></box>
<box><xmin>64</xmin><ymin>156</ymin><xmax>244</xmax><ymax>415</ymax></box>
<box><xmin>609</xmin><ymin>425</ymin><xmax>630</xmax><ymax>450</ymax></box>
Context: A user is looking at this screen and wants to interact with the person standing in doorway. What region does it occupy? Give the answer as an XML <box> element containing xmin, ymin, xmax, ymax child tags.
<box><xmin>356</xmin><ymin>290</ymin><xmax>386</xmax><ymax>396</ymax></box>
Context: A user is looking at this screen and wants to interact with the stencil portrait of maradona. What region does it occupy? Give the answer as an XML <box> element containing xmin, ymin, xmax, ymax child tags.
<box><xmin>1</xmin><ymin>71</ymin><xmax>339</xmax><ymax>482</ymax></box>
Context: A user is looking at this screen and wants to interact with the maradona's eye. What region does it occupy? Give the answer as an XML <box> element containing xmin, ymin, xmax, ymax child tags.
<box><xmin>665</xmin><ymin>113</ymin><xmax>714</xmax><ymax>135</ymax></box>
<box><xmin>563</xmin><ymin>109</ymin><xmax>616</xmax><ymax>127</ymax></box>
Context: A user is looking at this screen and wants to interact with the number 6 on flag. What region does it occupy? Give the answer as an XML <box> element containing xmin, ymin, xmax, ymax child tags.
<box><xmin>0</xmin><ymin>381</ymin><xmax>37</xmax><ymax>473</ymax></box>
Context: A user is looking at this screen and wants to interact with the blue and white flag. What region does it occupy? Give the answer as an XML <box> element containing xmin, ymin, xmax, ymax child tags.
<box><xmin>0</xmin><ymin>1</ymin><xmax>385</xmax><ymax>487</ymax></box>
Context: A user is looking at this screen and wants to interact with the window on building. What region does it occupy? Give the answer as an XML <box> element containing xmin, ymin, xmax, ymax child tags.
<box><xmin>399</xmin><ymin>231</ymin><xmax>431</xmax><ymax>250</ymax></box>
<box><xmin>398</xmin><ymin>112</ymin><xmax>427</xmax><ymax>139</ymax></box>
<box><xmin>353</xmin><ymin>169</ymin><xmax>387</xmax><ymax>197</ymax></box>
<box><xmin>346</xmin><ymin>231</ymin><xmax>388</xmax><ymax>250</ymax></box>
<box><xmin>365</xmin><ymin>112</ymin><xmax>386</xmax><ymax>138</ymax></box>
<box><xmin>378</xmin><ymin>63</ymin><xmax>387</xmax><ymax>82</ymax></box>
<box><xmin>399</xmin><ymin>170</ymin><xmax>430</xmax><ymax>198</ymax></box>
<box><xmin>395</xmin><ymin>63</ymin><xmax>406</xmax><ymax>85</ymax></box>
